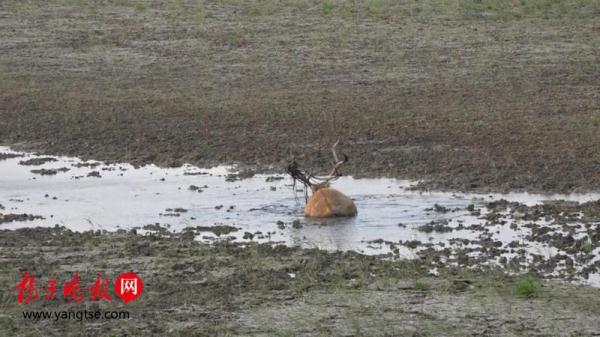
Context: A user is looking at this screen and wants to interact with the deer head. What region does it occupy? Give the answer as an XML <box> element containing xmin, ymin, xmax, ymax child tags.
<box><xmin>287</xmin><ymin>140</ymin><xmax>348</xmax><ymax>193</ymax></box>
<box><xmin>287</xmin><ymin>140</ymin><xmax>357</xmax><ymax>218</ymax></box>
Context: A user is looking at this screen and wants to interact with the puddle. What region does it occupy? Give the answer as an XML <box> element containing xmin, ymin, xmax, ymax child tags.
<box><xmin>1</xmin><ymin>146</ymin><xmax>600</xmax><ymax>286</ymax></box>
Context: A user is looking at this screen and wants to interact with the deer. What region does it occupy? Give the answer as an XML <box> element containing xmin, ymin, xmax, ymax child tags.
<box><xmin>287</xmin><ymin>140</ymin><xmax>357</xmax><ymax>218</ymax></box>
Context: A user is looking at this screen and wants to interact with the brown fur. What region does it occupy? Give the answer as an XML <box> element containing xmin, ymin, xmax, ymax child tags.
<box><xmin>304</xmin><ymin>187</ymin><xmax>357</xmax><ymax>218</ymax></box>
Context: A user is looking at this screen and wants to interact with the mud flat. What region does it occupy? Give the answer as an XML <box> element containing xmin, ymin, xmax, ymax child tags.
<box><xmin>1</xmin><ymin>0</ymin><xmax>599</xmax><ymax>193</ymax></box>
<box><xmin>1</xmin><ymin>227</ymin><xmax>599</xmax><ymax>337</ymax></box>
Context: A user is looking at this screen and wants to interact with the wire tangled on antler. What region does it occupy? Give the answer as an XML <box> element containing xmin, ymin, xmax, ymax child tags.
<box><xmin>286</xmin><ymin>140</ymin><xmax>348</xmax><ymax>202</ymax></box>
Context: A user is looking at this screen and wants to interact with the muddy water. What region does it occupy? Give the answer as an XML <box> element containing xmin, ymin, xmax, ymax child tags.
<box><xmin>1</xmin><ymin>146</ymin><xmax>600</xmax><ymax>285</ymax></box>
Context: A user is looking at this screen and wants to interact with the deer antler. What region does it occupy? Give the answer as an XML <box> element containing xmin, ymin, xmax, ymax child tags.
<box><xmin>287</xmin><ymin>140</ymin><xmax>349</xmax><ymax>195</ymax></box>
<box><xmin>309</xmin><ymin>139</ymin><xmax>348</xmax><ymax>186</ymax></box>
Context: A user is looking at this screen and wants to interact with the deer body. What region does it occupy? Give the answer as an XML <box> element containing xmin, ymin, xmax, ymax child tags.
<box><xmin>305</xmin><ymin>187</ymin><xmax>357</xmax><ymax>218</ymax></box>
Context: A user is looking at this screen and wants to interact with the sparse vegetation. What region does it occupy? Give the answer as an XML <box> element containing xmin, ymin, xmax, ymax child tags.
<box><xmin>413</xmin><ymin>280</ymin><xmax>428</xmax><ymax>291</ymax></box>
<box><xmin>1</xmin><ymin>227</ymin><xmax>599</xmax><ymax>336</ymax></box>
<box><xmin>514</xmin><ymin>275</ymin><xmax>542</xmax><ymax>298</ymax></box>
<box><xmin>320</xmin><ymin>1</ymin><xmax>334</xmax><ymax>15</ymax></box>
<box><xmin>0</xmin><ymin>0</ymin><xmax>598</xmax><ymax>192</ymax></box>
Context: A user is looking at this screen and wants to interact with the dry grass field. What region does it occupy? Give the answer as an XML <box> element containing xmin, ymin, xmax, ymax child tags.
<box><xmin>0</xmin><ymin>0</ymin><xmax>598</xmax><ymax>192</ymax></box>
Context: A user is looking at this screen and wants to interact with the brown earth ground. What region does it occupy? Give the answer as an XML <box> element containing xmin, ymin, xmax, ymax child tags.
<box><xmin>0</xmin><ymin>0</ymin><xmax>599</xmax><ymax>193</ymax></box>
<box><xmin>1</xmin><ymin>227</ymin><xmax>599</xmax><ymax>337</ymax></box>
<box><xmin>2</xmin><ymin>3</ymin><xmax>600</xmax><ymax>336</ymax></box>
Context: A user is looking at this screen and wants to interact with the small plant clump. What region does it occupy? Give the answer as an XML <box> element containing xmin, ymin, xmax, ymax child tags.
<box><xmin>514</xmin><ymin>275</ymin><xmax>542</xmax><ymax>298</ymax></box>
<box><xmin>413</xmin><ymin>281</ymin><xmax>428</xmax><ymax>291</ymax></box>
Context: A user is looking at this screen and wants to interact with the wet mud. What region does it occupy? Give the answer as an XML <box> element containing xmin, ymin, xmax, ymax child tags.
<box><xmin>0</xmin><ymin>213</ymin><xmax>43</xmax><ymax>224</ymax></box>
<box><xmin>1</xmin><ymin>1</ymin><xmax>599</xmax><ymax>193</ymax></box>
<box><xmin>1</xmin><ymin>227</ymin><xmax>599</xmax><ymax>337</ymax></box>
<box><xmin>18</xmin><ymin>157</ymin><xmax>57</xmax><ymax>166</ymax></box>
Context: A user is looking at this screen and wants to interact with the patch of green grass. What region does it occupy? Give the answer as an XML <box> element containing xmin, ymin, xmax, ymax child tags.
<box><xmin>4</xmin><ymin>0</ymin><xmax>600</xmax><ymax>22</ymax></box>
<box><xmin>277</xmin><ymin>332</ymin><xmax>296</xmax><ymax>337</ymax></box>
<box><xmin>134</xmin><ymin>2</ymin><xmax>146</xmax><ymax>13</ymax></box>
<box><xmin>413</xmin><ymin>280</ymin><xmax>428</xmax><ymax>291</ymax></box>
<box><xmin>581</xmin><ymin>239</ymin><xmax>594</xmax><ymax>254</ymax></box>
<box><xmin>591</xmin><ymin>110</ymin><xmax>600</xmax><ymax>127</ymax></box>
<box><xmin>570</xmin><ymin>332</ymin><xmax>593</xmax><ymax>337</ymax></box>
<box><xmin>457</xmin><ymin>0</ymin><xmax>600</xmax><ymax>20</ymax></box>
<box><xmin>245</xmin><ymin>0</ymin><xmax>277</xmax><ymax>16</ymax></box>
<box><xmin>514</xmin><ymin>275</ymin><xmax>542</xmax><ymax>298</ymax></box>
<box><xmin>320</xmin><ymin>2</ymin><xmax>334</xmax><ymax>15</ymax></box>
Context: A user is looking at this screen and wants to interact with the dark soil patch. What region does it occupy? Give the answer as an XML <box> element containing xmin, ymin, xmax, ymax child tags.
<box><xmin>0</xmin><ymin>213</ymin><xmax>44</xmax><ymax>224</ymax></box>
<box><xmin>417</xmin><ymin>219</ymin><xmax>454</xmax><ymax>233</ymax></box>
<box><xmin>184</xmin><ymin>225</ymin><xmax>240</xmax><ymax>237</ymax></box>
<box><xmin>1</xmin><ymin>1</ymin><xmax>598</xmax><ymax>193</ymax></box>
<box><xmin>30</xmin><ymin>167</ymin><xmax>69</xmax><ymax>175</ymax></box>
<box><xmin>188</xmin><ymin>184</ymin><xmax>205</xmax><ymax>192</ymax></box>
<box><xmin>183</xmin><ymin>171</ymin><xmax>208</xmax><ymax>176</ymax></box>
<box><xmin>0</xmin><ymin>153</ymin><xmax>23</xmax><ymax>161</ymax></box>
<box><xmin>18</xmin><ymin>157</ymin><xmax>57</xmax><ymax>166</ymax></box>
<box><xmin>225</xmin><ymin>169</ymin><xmax>256</xmax><ymax>182</ymax></box>
<box><xmin>72</xmin><ymin>161</ymin><xmax>101</xmax><ymax>168</ymax></box>
<box><xmin>2</xmin><ymin>227</ymin><xmax>598</xmax><ymax>336</ymax></box>
<box><xmin>485</xmin><ymin>199</ymin><xmax>600</xmax><ymax>223</ymax></box>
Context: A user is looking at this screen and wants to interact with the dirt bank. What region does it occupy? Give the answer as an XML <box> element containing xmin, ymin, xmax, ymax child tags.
<box><xmin>1</xmin><ymin>227</ymin><xmax>599</xmax><ymax>336</ymax></box>
<box><xmin>0</xmin><ymin>1</ymin><xmax>599</xmax><ymax>193</ymax></box>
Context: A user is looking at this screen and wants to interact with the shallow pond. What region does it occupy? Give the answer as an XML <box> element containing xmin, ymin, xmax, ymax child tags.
<box><xmin>1</xmin><ymin>146</ymin><xmax>599</xmax><ymax>285</ymax></box>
